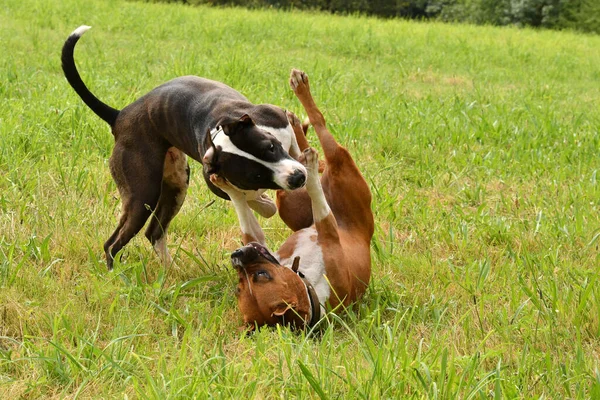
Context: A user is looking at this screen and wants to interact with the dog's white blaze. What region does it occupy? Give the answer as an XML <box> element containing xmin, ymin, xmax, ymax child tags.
<box><xmin>256</xmin><ymin>124</ymin><xmax>301</xmax><ymax>159</ymax></box>
<box><xmin>72</xmin><ymin>25</ymin><xmax>91</xmax><ymax>37</ymax></box>
<box><xmin>212</xmin><ymin>132</ymin><xmax>306</xmax><ymax>190</ymax></box>
<box><xmin>276</xmin><ymin>227</ymin><xmax>330</xmax><ymax>311</ymax></box>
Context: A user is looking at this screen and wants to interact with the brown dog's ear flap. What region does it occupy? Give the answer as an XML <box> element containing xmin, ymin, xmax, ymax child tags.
<box><xmin>272</xmin><ymin>302</ymin><xmax>297</xmax><ymax>317</ymax></box>
<box><xmin>272</xmin><ymin>300</ymin><xmax>307</xmax><ymax>328</ymax></box>
<box><xmin>291</xmin><ymin>256</ymin><xmax>301</xmax><ymax>273</ymax></box>
<box><xmin>221</xmin><ymin>114</ymin><xmax>255</xmax><ymax>136</ymax></box>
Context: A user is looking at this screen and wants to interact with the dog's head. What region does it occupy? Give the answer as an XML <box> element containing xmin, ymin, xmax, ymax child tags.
<box><xmin>231</xmin><ymin>242</ymin><xmax>312</xmax><ymax>330</ymax></box>
<box><xmin>202</xmin><ymin>114</ymin><xmax>306</xmax><ymax>192</ymax></box>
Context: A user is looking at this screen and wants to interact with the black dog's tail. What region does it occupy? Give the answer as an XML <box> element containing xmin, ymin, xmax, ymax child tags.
<box><xmin>61</xmin><ymin>25</ymin><xmax>120</xmax><ymax>127</ymax></box>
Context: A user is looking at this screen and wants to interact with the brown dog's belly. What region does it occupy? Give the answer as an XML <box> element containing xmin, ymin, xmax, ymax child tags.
<box><xmin>276</xmin><ymin>226</ymin><xmax>330</xmax><ymax>308</ymax></box>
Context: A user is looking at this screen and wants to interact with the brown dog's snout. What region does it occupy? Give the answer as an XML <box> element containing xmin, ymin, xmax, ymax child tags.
<box><xmin>231</xmin><ymin>248</ymin><xmax>244</xmax><ymax>259</ymax></box>
<box><xmin>230</xmin><ymin>245</ymin><xmax>258</xmax><ymax>268</ymax></box>
<box><xmin>231</xmin><ymin>242</ymin><xmax>281</xmax><ymax>269</ymax></box>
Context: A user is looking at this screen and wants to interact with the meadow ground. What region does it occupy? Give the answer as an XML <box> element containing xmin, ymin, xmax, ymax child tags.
<box><xmin>1</xmin><ymin>0</ymin><xmax>600</xmax><ymax>398</ymax></box>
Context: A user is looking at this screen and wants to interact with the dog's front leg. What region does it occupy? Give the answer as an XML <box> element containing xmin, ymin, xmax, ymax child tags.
<box><xmin>210</xmin><ymin>175</ymin><xmax>266</xmax><ymax>246</ymax></box>
<box><xmin>303</xmin><ymin>148</ymin><xmax>332</xmax><ymax>224</ymax></box>
<box><xmin>303</xmin><ymin>148</ymin><xmax>353</xmax><ymax>303</ymax></box>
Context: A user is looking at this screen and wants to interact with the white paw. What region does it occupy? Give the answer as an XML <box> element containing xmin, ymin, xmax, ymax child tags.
<box><xmin>303</xmin><ymin>148</ymin><xmax>319</xmax><ymax>178</ymax></box>
<box><xmin>209</xmin><ymin>173</ymin><xmax>229</xmax><ymax>190</ymax></box>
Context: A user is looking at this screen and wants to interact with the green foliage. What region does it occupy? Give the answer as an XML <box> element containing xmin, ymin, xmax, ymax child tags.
<box><xmin>145</xmin><ymin>0</ymin><xmax>600</xmax><ymax>33</ymax></box>
<box><xmin>432</xmin><ymin>0</ymin><xmax>600</xmax><ymax>33</ymax></box>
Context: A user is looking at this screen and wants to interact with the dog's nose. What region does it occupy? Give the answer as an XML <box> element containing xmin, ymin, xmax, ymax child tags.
<box><xmin>287</xmin><ymin>169</ymin><xmax>306</xmax><ymax>189</ymax></box>
<box><xmin>231</xmin><ymin>246</ymin><xmax>255</xmax><ymax>268</ymax></box>
<box><xmin>231</xmin><ymin>248</ymin><xmax>245</xmax><ymax>268</ymax></box>
<box><xmin>231</xmin><ymin>248</ymin><xmax>244</xmax><ymax>259</ymax></box>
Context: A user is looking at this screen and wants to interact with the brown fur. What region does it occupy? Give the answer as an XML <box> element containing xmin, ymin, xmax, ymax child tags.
<box><xmin>232</xmin><ymin>70</ymin><xmax>374</xmax><ymax>328</ymax></box>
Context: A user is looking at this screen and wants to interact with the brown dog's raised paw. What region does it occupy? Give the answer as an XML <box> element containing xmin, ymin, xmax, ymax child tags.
<box><xmin>303</xmin><ymin>147</ymin><xmax>319</xmax><ymax>174</ymax></box>
<box><xmin>290</xmin><ymin>69</ymin><xmax>310</xmax><ymax>96</ymax></box>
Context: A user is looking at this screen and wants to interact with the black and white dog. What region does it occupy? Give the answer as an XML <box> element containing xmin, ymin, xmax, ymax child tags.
<box><xmin>61</xmin><ymin>26</ymin><xmax>307</xmax><ymax>269</ymax></box>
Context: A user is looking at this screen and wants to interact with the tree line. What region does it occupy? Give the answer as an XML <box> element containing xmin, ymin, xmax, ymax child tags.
<box><xmin>151</xmin><ymin>0</ymin><xmax>599</xmax><ymax>34</ymax></box>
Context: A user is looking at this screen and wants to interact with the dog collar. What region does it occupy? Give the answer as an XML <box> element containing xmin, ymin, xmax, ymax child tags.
<box><xmin>298</xmin><ymin>272</ymin><xmax>321</xmax><ymax>328</ymax></box>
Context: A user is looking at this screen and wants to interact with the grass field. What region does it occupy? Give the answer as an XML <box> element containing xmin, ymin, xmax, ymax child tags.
<box><xmin>2</xmin><ymin>0</ymin><xmax>600</xmax><ymax>398</ymax></box>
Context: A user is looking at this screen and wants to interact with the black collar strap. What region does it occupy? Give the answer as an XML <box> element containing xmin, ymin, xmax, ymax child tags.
<box><xmin>298</xmin><ymin>273</ymin><xmax>321</xmax><ymax>328</ymax></box>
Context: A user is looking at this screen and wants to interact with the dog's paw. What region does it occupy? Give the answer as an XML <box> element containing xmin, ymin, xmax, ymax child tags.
<box><xmin>211</xmin><ymin>174</ymin><xmax>249</xmax><ymax>203</ymax></box>
<box><xmin>303</xmin><ymin>147</ymin><xmax>319</xmax><ymax>175</ymax></box>
<box><xmin>286</xmin><ymin>110</ymin><xmax>302</xmax><ymax>130</ymax></box>
<box><xmin>289</xmin><ymin>69</ymin><xmax>310</xmax><ymax>96</ymax></box>
<box><xmin>209</xmin><ymin>174</ymin><xmax>229</xmax><ymax>190</ymax></box>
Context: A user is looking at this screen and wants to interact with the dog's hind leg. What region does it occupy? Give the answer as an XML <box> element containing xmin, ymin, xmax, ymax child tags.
<box><xmin>145</xmin><ymin>148</ymin><xmax>190</xmax><ymax>266</ymax></box>
<box><xmin>104</xmin><ymin>144</ymin><xmax>165</xmax><ymax>270</ymax></box>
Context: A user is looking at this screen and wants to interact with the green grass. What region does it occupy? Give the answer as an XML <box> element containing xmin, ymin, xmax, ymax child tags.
<box><xmin>1</xmin><ymin>0</ymin><xmax>600</xmax><ymax>398</ymax></box>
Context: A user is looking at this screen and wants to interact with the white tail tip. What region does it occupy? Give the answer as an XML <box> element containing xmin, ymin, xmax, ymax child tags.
<box><xmin>71</xmin><ymin>25</ymin><xmax>92</xmax><ymax>37</ymax></box>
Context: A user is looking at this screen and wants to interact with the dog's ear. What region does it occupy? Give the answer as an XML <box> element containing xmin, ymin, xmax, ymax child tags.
<box><xmin>271</xmin><ymin>299</ymin><xmax>308</xmax><ymax>328</ymax></box>
<box><xmin>221</xmin><ymin>114</ymin><xmax>255</xmax><ymax>136</ymax></box>
<box><xmin>238</xmin><ymin>114</ymin><xmax>254</xmax><ymax>124</ymax></box>
<box><xmin>272</xmin><ymin>302</ymin><xmax>297</xmax><ymax>317</ymax></box>
<box><xmin>202</xmin><ymin>129</ymin><xmax>221</xmax><ymax>174</ymax></box>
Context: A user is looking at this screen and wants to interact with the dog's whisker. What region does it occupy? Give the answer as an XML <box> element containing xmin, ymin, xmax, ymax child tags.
<box><xmin>243</xmin><ymin>268</ymin><xmax>253</xmax><ymax>297</ymax></box>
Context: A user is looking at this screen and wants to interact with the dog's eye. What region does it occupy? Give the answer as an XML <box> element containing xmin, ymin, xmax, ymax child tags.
<box><xmin>254</xmin><ymin>270</ymin><xmax>271</xmax><ymax>281</ymax></box>
<box><xmin>262</xmin><ymin>142</ymin><xmax>277</xmax><ymax>158</ymax></box>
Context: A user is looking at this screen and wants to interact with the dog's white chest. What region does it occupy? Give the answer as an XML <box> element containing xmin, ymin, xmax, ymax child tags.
<box><xmin>276</xmin><ymin>227</ymin><xmax>330</xmax><ymax>307</ymax></box>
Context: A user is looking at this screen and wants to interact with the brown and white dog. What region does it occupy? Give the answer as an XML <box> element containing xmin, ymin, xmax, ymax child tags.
<box><xmin>211</xmin><ymin>69</ymin><xmax>374</xmax><ymax>329</ymax></box>
<box><xmin>61</xmin><ymin>26</ymin><xmax>307</xmax><ymax>269</ymax></box>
